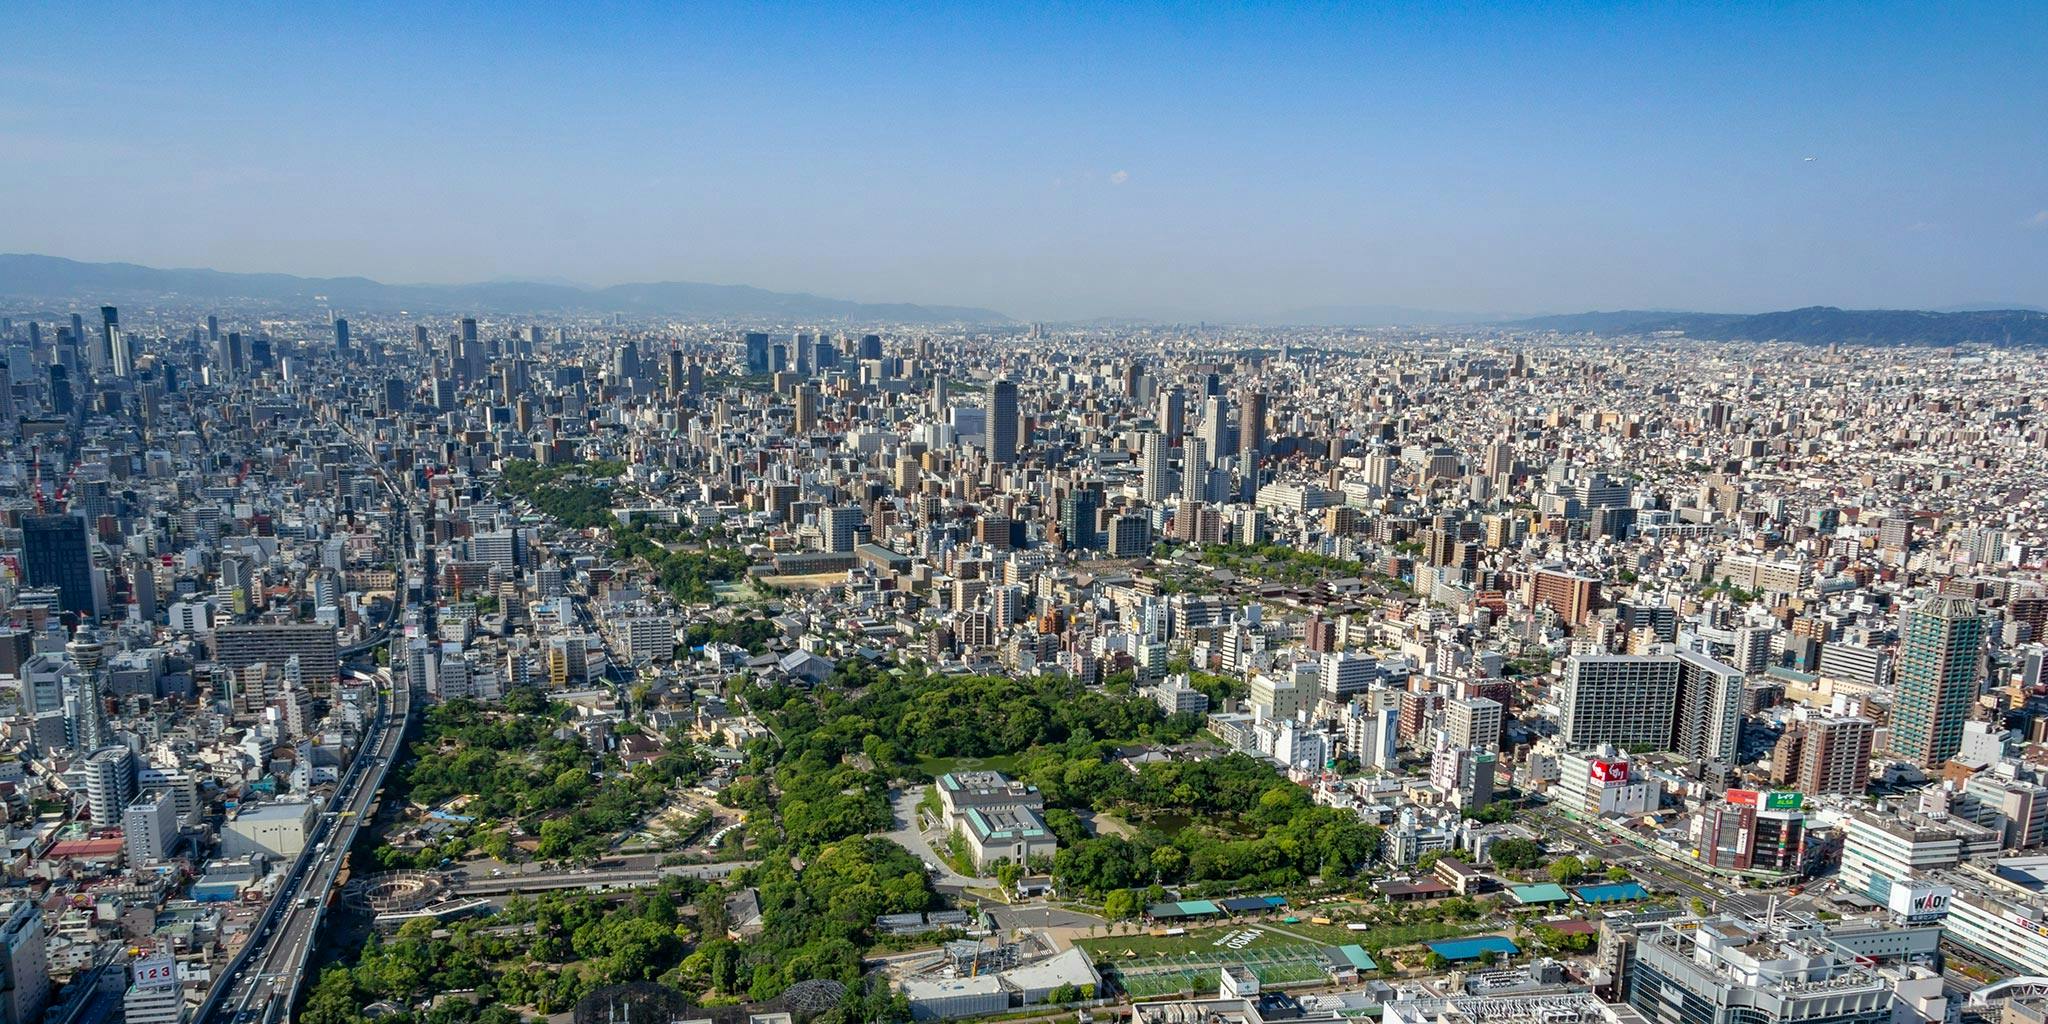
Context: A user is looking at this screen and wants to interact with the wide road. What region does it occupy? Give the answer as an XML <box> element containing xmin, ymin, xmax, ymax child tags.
<box><xmin>196</xmin><ymin>421</ymin><xmax>418</xmax><ymax>1024</ymax></box>
<box><xmin>204</xmin><ymin>677</ymin><xmax>414</xmax><ymax>1023</ymax></box>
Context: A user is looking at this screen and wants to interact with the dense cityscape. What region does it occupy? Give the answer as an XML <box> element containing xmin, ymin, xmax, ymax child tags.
<box><xmin>0</xmin><ymin>291</ymin><xmax>2041</xmax><ymax>1024</ymax></box>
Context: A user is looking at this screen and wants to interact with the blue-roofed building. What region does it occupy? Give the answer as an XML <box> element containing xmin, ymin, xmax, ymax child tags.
<box><xmin>1428</xmin><ymin>936</ymin><xmax>1521</xmax><ymax>961</ymax></box>
<box><xmin>1573</xmin><ymin>881</ymin><xmax>1649</xmax><ymax>904</ymax></box>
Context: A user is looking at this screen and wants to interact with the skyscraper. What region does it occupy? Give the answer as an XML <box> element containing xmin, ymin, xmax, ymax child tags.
<box><xmin>1140</xmin><ymin>431</ymin><xmax>1171</xmax><ymax>503</ymax></box>
<box><xmin>986</xmin><ymin>379</ymin><xmax>1018</xmax><ymax>464</ymax></box>
<box><xmin>20</xmin><ymin>515</ymin><xmax>93</xmax><ymax>617</ymax></box>
<box><xmin>1237</xmin><ymin>390</ymin><xmax>1268</xmax><ymax>464</ymax></box>
<box><xmin>744</xmin><ymin>332</ymin><xmax>771</xmax><ymax>375</ymax></box>
<box><xmin>792</xmin><ymin>385</ymin><xmax>818</xmax><ymax>435</ymax></box>
<box><xmin>1157</xmin><ymin>386</ymin><xmax>1186</xmax><ymax>441</ymax></box>
<box><xmin>1198</xmin><ymin>395</ymin><xmax>1230</xmax><ymax>469</ymax></box>
<box><xmin>333</xmin><ymin>317</ymin><xmax>350</xmax><ymax>358</ymax></box>
<box><xmin>101</xmin><ymin>306</ymin><xmax>129</xmax><ymax>375</ymax></box>
<box><xmin>1892</xmin><ymin>595</ymin><xmax>1985</xmax><ymax>768</ymax></box>
<box><xmin>1672</xmin><ymin>651</ymin><xmax>1745</xmax><ymax>764</ymax></box>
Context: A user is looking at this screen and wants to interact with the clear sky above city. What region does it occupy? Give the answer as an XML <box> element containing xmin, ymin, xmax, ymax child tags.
<box><xmin>3</xmin><ymin>2</ymin><xmax>2044</xmax><ymax>321</ymax></box>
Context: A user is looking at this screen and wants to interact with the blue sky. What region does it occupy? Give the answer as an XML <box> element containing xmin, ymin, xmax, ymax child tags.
<box><xmin>2</xmin><ymin>2</ymin><xmax>2043</xmax><ymax>320</ymax></box>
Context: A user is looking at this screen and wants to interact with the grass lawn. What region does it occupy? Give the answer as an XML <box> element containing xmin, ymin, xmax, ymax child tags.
<box><xmin>1077</xmin><ymin>925</ymin><xmax>1290</xmax><ymax>961</ymax></box>
<box><xmin>918</xmin><ymin>753</ymin><xmax>1025</xmax><ymax>777</ymax></box>
<box><xmin>1269</xmin><ymin>918</ymin><xmax>1478</xmax><ymax>949</ymax></box>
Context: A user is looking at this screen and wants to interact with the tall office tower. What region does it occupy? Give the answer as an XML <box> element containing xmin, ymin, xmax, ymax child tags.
<box><xmin>68</xmin><ymin>313</ymin><xmax>85</xmax><ymax>362</ymax></box>
<box><xmin>796</xmin><ymin>333</ymin><xmax>815</xmax><ymax>374</ymax></box>
<box><xmin>1237</xmin><ymin>390</ymin><xmax>1268</xmax><ymax>463</ymax></box>
<box><xmin>415</xmin><ymin>323</ymin><xmax>429</xmax><ymax>352</ymax></box>
<box><xmin>664</xmin><ymin>349</ymin><xmax>686</xmax><ymax>394</ymax></box>
<box><xmin>1893</xmin><ymin>595</ymin><xmax>1985</xmax><ymax>768</ymax></box>
<box><xmin>1122</xmin><ymin>360</ymin><xmax>1143</xmax><ymax>398</ymax></box>
<box><xmin>852</xmin><ymin>333</ymin><xmax>879</xmax><ymax>360</ymax></box>
<box><xmin>0</xmin><ymin>900</ymin><xmax>48</xmax><ymax>1024</ymax></box>
<box><xmin>1140</xmin><ymin>431</ymin><xmax>1171</xmax><ymax>503</ymax></box>
<box><xmin>21</xmin><ymin>515</ymin><xmax>93</xmax><ymax>617</ymax></box>
<box><xmin>612</xmin><ymin>341</ymin><xmax>641</xmax><ymax>383</ymax></box>
<box><xmin>1181</xmin><ymin>436</ymin><xmax>1209</xmax><ymax>502</ymax></box>
<box><xmin>1796</xmin><ymin>716</ymin><xmax>1876</xmax><ymax>795</ymax></box>
<box><xmin>223</xmin><ymin>331</ymin><xmax>244</xmax><ymax>376</ymax></box>
<box><xmin>46</xmin><ymin>364</ymin><xmax>71</xmax><ymax>415</ymax></box>
<box><xmin>461</xmin><ymin>316</ymin><xmax>478</xmax><ymax>347</ymax></box>
<box><xmin>813</xmin><ymin>338</ymin><xmax>838</xmax><ymax>370</ymax></box>
<box><xmin>95</xmin><ymin>306</ymin><xmax>118</xmax><ymax>372</ymax></box>
<box><xmin>744</xmin><ymin>332</ymin><xmax>771</xmax><ymax>374</ymax></box>
<box><xmin>1157</xmin><ymin>386</ymin><xmax>1186</xmax><ymax>440</ymax></box>
<box><xmin>986</xmin><ymin>379</ymin><xmax>1019</xmax><ymax>463</ymax></box>
<box><xmin>0</xmin><ymin>362</ymin><xmax>12</xmax><ymax>423</ymax></box>
<box><xmin>1673</xmin><ymin>651</ymin><xmax>1745</xmax><ymax>764</ymax></box>
<box><xmin>792</xmin><ymin>385</ymin><xmax>819</xmax><ymax>434</ymax></box>
<box><xmin>206</xmin><ymin>315</ymin><xmax>218</xmax><ymax>343</ymax></box>
<box><xmin>1058</xmin><ymin>487</ymin><xmax>1101</xmax><ymax>550</ymax></box>
<box><xmin>333</xmin><ymin>316</ymin><xmax>350</xmax><ymax>358</ymax></box>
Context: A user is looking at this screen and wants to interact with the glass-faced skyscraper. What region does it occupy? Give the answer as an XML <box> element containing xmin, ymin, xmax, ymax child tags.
<box><xmin>21</xmin><ymin>514</ymin><xmax>93</xmax><ymax>617</ymax></box>
<box><xmin>1892</xmin><ymin>595</ymin><xmax>1984</xmax><ymax>768</ymax></box>
<box><xmin>986</xmin><ymin>379</ymin><xmax>1018</xmax><ymax>464</ymax></box>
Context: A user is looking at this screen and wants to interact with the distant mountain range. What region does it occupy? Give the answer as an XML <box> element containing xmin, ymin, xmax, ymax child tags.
<box><xmin>1504</xmin><ymin>306</ymin><xmax>2048</xmax><ymax>346</ymax></box>
<box><xmin>0</xmin><ymin>254</ymin><xmax>1010</xmax><ymax>324</ymax></box>
<box><xmin>1266</xmin><ymin>304</ymin><xmax>1530</xmax><ymax>327</ymax></box>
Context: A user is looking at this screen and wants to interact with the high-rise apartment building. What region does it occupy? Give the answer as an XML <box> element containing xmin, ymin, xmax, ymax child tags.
<box><xmin>1795</xmin><ymin>716</ymin><xmax>1875</xmax><ymax>795</ymax></box>
<box><xmin>1892</xmin><ymin>595</ymin><xmax>1984</xmax><ymax>768</ymax></box>
<box><xmin>1560</xmin><ymin>651</ymin><xmax>1743</xmax><ymax>761</ymax></box>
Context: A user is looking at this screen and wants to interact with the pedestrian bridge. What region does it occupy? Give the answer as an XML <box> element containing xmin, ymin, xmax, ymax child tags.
<box><xmin>1970</xmin><ymin>977</ymin><xmax>2048</xmax><ymax>1006</ymax></box>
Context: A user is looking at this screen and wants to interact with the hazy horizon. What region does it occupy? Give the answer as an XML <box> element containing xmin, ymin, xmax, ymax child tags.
<box><xmin>3</xmin><ymin>3</ymin><xmax>2044</xmax><ymax>321</ymax></box>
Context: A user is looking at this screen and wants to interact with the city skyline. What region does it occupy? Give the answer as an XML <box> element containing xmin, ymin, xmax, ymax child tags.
<box><xmin>3</xmin><ymin>3</ymin><xmax>2045</xmax><ymax>320</ymax></box>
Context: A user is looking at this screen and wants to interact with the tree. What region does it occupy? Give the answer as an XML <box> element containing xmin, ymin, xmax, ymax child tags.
<box><xmin>1425</xmin><ymin>951</ymin><xmax>1450</xmax><ymax>972</ymax></box>
<box><xmin>1489</xmin><ymin>838</ymin><xmax>1545</xmax><ymax>871</ymax></box>
<box><xmin>1548</xmin><ymin>855</ymin><xmax>1586</xmax><ymax>885</ymax></box>
<box><xmin>996</xmin><ymin>861</ymin><xmax>1024</xmax><ymax>893</ymax></box>
<box><xmin>1605</xmin><ymin>865</ymin><xmax>1631</xmax><ymax>882</ymax></box>
<box><xmin>1103</xmin><ymin>888</ymin><xmax>1140</xmax><ymax>920</ymax></box>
